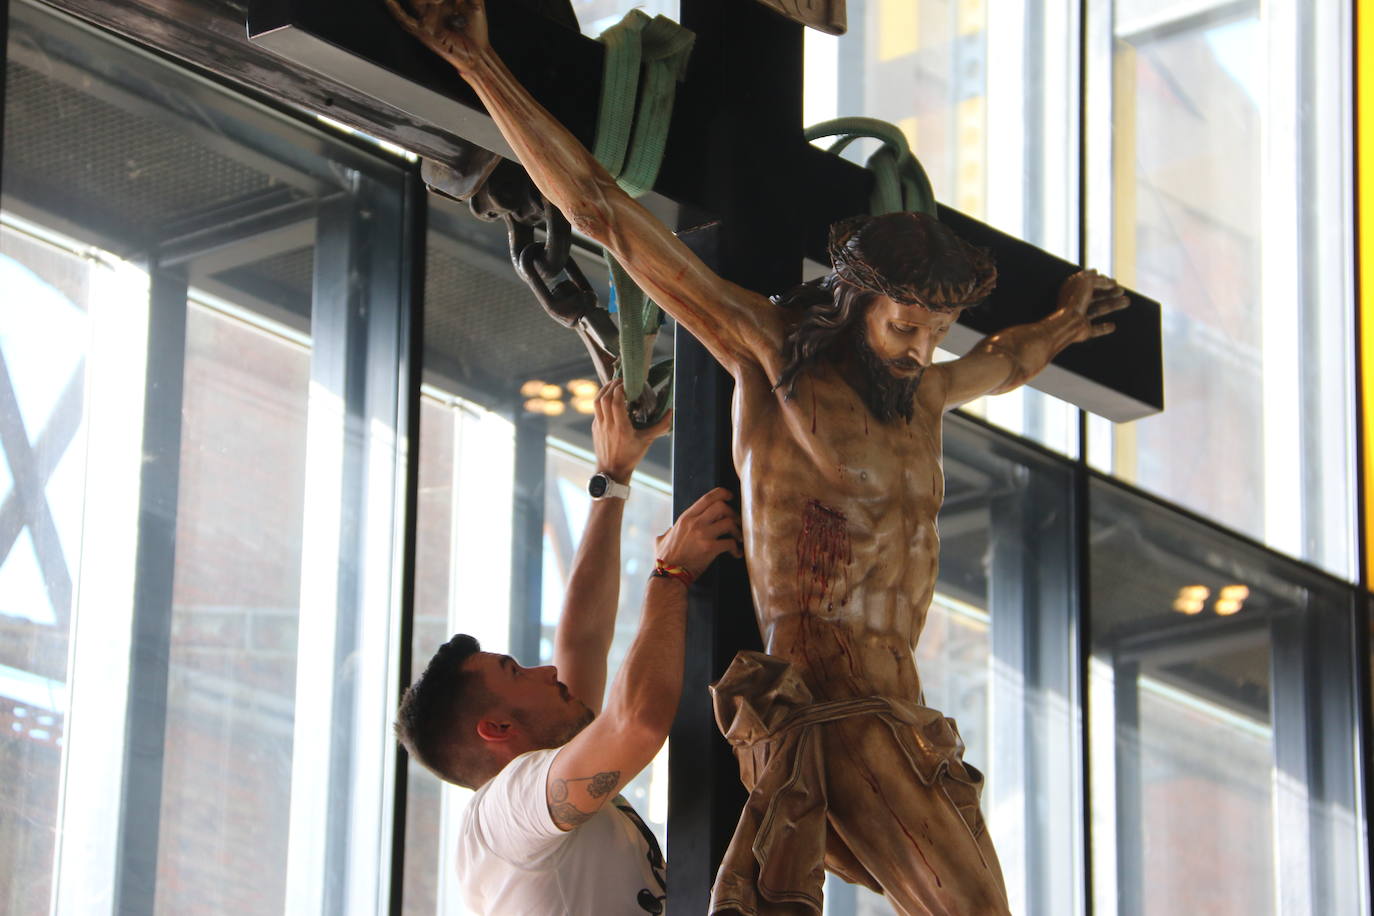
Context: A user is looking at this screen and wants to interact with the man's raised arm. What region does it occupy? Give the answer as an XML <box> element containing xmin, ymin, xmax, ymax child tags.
<box><xmin>552</xmin><ymin>380</ymin><xmax>671</xmax><ymax>714</ymax></box>
<box><xmin>931</xmin><ymin>269</ymin><xmax>1129</xmax><ymax>411</ymax></box>
<box><xmin>385</xmin><ymin>0</ymin><xmax>781</xmax><ymax>376</ymax></box>
<box><xmin>546</xmin><ymin>487</ymin><xmax>742</xmax><ymax>830</ymax></box>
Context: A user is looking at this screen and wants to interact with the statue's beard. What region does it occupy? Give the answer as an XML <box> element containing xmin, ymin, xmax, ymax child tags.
<box><xmin>853</xmin><ymin>328</ymin><xmax>924</xmax><ymax>423</ymax></box>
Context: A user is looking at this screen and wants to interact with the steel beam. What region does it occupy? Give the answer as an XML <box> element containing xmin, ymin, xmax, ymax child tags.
<box><xmin>509</xmin><ymin>411</ymin><xmax>547</xmax><ymax>665</ymax></box>
<box><xmin>113</xmin><ymin>263</ymin><xmax>188</xmax><ymax>916</ymax></box>
<box><xmin>1111</xmin><ymin>656</ymin><xmax>1144</xmax><ymax>916</ymax></box>
<box><xmin>985</xmin><ymin>433</ymin><xmax>1080</xmax><ymax>916</ymax></box>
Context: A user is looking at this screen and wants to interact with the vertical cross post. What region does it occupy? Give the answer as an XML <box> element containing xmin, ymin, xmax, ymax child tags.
<box><xmin>665</xmin><ymin>2</ymin><xmax>806</xmax><ymax>909</ymax></box>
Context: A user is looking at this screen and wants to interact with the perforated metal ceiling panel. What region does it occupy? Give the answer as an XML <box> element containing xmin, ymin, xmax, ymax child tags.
<box><xmin>4</xmin><ymin>60</ymin><xmax>280</xmax><ymax>254</ymax></box>
<box><xmin>3</xmin><ymin>7</ymin><xmax>652</xmax><ymax>408</ymax></box>
<box><xmin>423</xmin><ymin>242</ymin><xmax>593</xmax><ymax>399</ymax></box>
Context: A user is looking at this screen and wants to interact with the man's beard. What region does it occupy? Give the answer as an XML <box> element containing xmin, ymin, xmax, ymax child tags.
<box><xmin>516</xmin><ymin>702</ymin><xmax>596</xmax><ymax>750</ymax></box>
<box><xmin>853</xmin><ymin>328</ymin><xmax>924</xmax><ymax>423</ymax></box>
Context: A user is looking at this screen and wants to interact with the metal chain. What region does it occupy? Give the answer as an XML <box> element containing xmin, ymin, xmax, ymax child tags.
<box><xmin>423</xmin><ymin>149</ymin><xmax>619</xmax><ymax>381</ymax></box>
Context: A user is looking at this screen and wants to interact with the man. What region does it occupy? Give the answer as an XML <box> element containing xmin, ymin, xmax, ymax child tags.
<box><xmin>385</xmin><ymin>4</ymin><xmax>1128</xmax><ymax>913</ymax></box>
<box><xmin>396</xmin><ymin>380</ymin><xmax>742</xmax><ymax>915</ymax></box>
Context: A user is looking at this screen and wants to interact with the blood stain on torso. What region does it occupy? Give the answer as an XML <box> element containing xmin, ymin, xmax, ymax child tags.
<box><xmin>796</xmin><ymin>499</ymin><xmax>853</xmax><ymax>613</ymax></box>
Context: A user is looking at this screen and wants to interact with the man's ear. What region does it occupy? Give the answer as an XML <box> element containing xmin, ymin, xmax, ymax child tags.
<box><xmin>475</xmin><ymin>717</ymin><xmax>513</xmax><ymax>744</ymax></box>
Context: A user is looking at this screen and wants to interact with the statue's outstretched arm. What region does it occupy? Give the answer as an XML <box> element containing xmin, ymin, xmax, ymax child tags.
<box><xmin>386</xmin><ymin>0</ymin><xmax>783</xmax><ymax>376</ymax></box>
<box><xmin>931</xmin><ymin>269</ymin><xmax>1128</xmax><ymax>410</ymax></box>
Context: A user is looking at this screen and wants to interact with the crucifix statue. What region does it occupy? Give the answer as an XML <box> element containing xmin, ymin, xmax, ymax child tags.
<box><xmin>384</xmin><ymin>2</ymin><xmax>1128</xmax><ymax>914</ymax></box>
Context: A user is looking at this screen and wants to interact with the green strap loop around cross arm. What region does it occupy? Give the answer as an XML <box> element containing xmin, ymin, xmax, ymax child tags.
<box><xmin>804</xmin><ymin>116</ymin><xmax>937</xmax><ymax>216</ymax></box>
<box><xmin>594</xmin><ymin>10</ymin><xmax>694</xmax><ymax>197</ymax></box>
<box><xmin>591</xmin><ymin>11</ymin><xmax>693</xmax><ymax>412</ymax></box>
<box><xmin>604</xmin><ymin>249</ymin><xmax>657</xmax><ymax>403</ymax></box>
<box><xmin>591</xmin><ymin>13</ymin><xmax>645</xmax><ymax>179</ymax></box>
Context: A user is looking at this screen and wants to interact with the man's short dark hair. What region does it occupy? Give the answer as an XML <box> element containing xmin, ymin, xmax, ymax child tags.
<box><xmin>394</xmin><ymin>634</ymin><xmax>498</xmax><ymax>789</ymax></box>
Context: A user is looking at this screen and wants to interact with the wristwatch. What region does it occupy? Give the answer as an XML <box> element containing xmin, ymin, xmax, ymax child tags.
<box><xmin>588</xmin><ymin>472</ymin><xmax>631</xmax><ymax>501</ymax></box>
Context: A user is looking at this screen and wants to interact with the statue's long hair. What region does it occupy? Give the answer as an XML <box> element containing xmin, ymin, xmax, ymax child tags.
<box><xmin>772</xmin><ymin>273</ymin><xmax>876</xmax><ymax>399</ymax></box>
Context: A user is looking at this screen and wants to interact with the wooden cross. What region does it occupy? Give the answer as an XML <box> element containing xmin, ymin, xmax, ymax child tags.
<box><xmin>243</xmin><ymin>1</ymin><xmax>1162</xmax><ymax>908</ymax></box>
<box><xmin>247</xmin><ymin>0</ymin><xmax>1162</xmax><ymax>422</ymax></box>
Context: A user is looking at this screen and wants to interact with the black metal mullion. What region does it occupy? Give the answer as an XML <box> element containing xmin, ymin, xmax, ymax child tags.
<box><xmin>1350</xmin><ymin>0</ymin><xmax>1373</xmax><ymax>906</ymax></box>
<box><xmin>301</xmin><ymin>164</ymin><xmax>413</xmax><ymax>912</ymax></box>
<box><xmin>1305</xmin><ymin>589</ymin><xmax>1363</xmax><ymax>913</ymax></box>
<box><xmin>988</xmin><ymin>482</ymin><xmax>1034</xmax><ymax>907</ymax></box>
<box><xmin>113</xmin><ymin>263</ymin><xmax>188</xmax><ymax>916</ymax></box>
<box><xmin>387</xmin><ymin>164</ymin><xmax>426</xmax><ymax>916</ymax></box>
<box><xmin>2</xmin><ymin>0</ymin><xmax>9</xmax><ymax>202</ymax></box>
<box><xmin>326</xmin><ymin>164</ymin><xmax>416</xmax><ymax>914</ymax></box>
<box><xmin>509</xmin><ymin>412</ymin><xmax>547</xmax><ymax>665</ymax></box>
<box><xmin>988</xmin><ymin>454</ymin><xmax>1076</xmax><ymax>915</ymax></box>
<box><xmin>1270</xmin><ymin>606</ymin><xmax>1317</xmax><ymax>910</ymax></box>
<box><xmin>311</xmin><ymin>189</ymin><xmax>375</xmax><ymax>911</ymax></box>
<box><xmin>1035</xmin><ymin>465</ymin><xmax>1078</xmax><ymax>913</ymax></box>
<box><xmin>1356</xmin><ymin>592</ymin><xmax>1373</xmax><ymax>916</ymax></box>
<box><xmin>1110</xmin><ymin>655</ymin><xmax>1143</xmax><ymax>916</ymax></box>
<box><xmin>1076</xmin><ymin>412</ymin><xmax>1095</xmax><ymax>916</ymax></box>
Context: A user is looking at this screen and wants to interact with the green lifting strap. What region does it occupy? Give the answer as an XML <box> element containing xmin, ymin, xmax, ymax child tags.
<box><xmin>804</xmin><ymin>117</ymin><xmax>937</xmax><ymax>217</ymax></box>
<box><xmin>592</xmin><ymin>11</ymin><xmax>693</xmax><ymax>414</ymax></box>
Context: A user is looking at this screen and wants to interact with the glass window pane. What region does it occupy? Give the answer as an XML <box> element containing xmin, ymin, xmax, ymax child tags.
<box><xmin>0</xmin><ymin>219</ymin><xmax>94</xmax><ymax>915</ymax></box>
<box><xmin>4</xmin><ymin>2</ymin><xmax>411</xmax><ymax>908</ymax></box>
<box><xmin>805</xmin><ymin>0</ymin><xmax>1082</xmax><ymax>454</ymax></box>
<box><xmin>404</xmin><ymin>205</ymin><xmax>674</xmax><ymax>913</ymax></box>
<box><xmin>1088</xmin><ymin>480</ymin><xmax>1364</xmax><ymax>915</ymax></box>
<box><xmin>154</xmin><ymin>299</ymin><xmax>310</xmax><ymax>914</ymax></box>
<box><xmin>1089</xmin><ymin>3</ymin><xmax>1355</xmax><ymax>579</ymax></box>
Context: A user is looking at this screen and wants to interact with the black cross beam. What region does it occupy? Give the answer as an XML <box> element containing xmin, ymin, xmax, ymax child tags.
<box><xmin>247</xmin><ymin>0</ymin><xmax>1162</xmax><ymax>421</ymax></box>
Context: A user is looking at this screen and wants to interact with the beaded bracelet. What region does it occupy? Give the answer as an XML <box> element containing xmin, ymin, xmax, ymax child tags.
<box><xmin>651</xmin><ymin>560</ymin><xmax>694</xmax><ymax>586</ymax></box>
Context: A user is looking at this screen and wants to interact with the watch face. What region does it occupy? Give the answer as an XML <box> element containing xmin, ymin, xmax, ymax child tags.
<box><xmin>588</xmin><ymin>474</ymin><xmax>608</xmax><ymax>498</ymax></box>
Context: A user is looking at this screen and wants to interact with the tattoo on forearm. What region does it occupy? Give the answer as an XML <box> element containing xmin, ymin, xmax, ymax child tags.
<box><xmin>586</xmin><ymin>771</ymin><xmax>619</xmax><ymax>798</ymax></box>
<box><xmin>548</xmin><ymin>770</ymin><xmax>621</xmax><ymax>829</ymax></box>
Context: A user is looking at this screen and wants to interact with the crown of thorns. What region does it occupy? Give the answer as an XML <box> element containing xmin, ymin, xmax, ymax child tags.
<box><xmin>827</xmin><ymin>212</ymin><xmax>997</xmax><ymax>311</ymax></box>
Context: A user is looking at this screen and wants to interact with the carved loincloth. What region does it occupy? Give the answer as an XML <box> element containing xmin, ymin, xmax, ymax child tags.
<box><xmin>709</xmin><ymin>650</ymin><xmax>988</xmax><ymax>916</ymax></box>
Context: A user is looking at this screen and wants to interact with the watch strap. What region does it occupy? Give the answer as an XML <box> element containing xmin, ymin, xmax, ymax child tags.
<box><xmin>589</xmin><ymin>472</ymin><xmax>631</xmax><ymax>500</ymax></box>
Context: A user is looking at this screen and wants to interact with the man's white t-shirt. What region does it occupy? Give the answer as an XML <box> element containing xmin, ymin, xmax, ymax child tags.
<box><xmin>457</xmin><ymin>747</ymin><xmax>667</xmax><ymax>915</ymax></box>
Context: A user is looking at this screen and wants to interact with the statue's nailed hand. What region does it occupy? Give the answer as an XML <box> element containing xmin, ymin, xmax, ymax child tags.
<box><xmin>1056</xmin><ymin>269</ymin><xmax>1130</xmax><ymax>343</ymax></box>
<box><xmin>593</xmin><ymin>379</ymin><xmax>673</xmax><ymax>483</ymax></box>
<box><xmin>384</xmin><ymin>0</ymin><xmax>489</xmax><ymax>72</ymax></box>
<box><xmin>656</xmin><ymin>488</ymin><xmax>743</xmax><ymax>581</ymax></box>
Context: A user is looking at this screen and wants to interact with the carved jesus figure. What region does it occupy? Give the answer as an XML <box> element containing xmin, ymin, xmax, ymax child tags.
<box><xmin>386</xmin><ymin>3</ymin><xmax>1128</xmax><ymax>913</ymax></box>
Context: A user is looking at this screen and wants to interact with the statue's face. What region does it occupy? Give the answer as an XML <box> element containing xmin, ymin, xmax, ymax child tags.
<box><xmin>861</xmin><ymin>295</ymin><xmax>959</xmax><ymax>376</ymax></box>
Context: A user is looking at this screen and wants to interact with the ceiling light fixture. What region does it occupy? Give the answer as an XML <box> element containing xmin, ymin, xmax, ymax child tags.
<box><xmin>1172</xmin><ymin>585</ymin><xmax>1209</xmax><ymax>615</ymax></box>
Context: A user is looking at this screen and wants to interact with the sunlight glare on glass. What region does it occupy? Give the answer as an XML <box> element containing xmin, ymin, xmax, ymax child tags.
<box><xmin>1204</xmin><ymin>18</ymin><xmax>1262</xmax><ymax>107</ymax></box>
